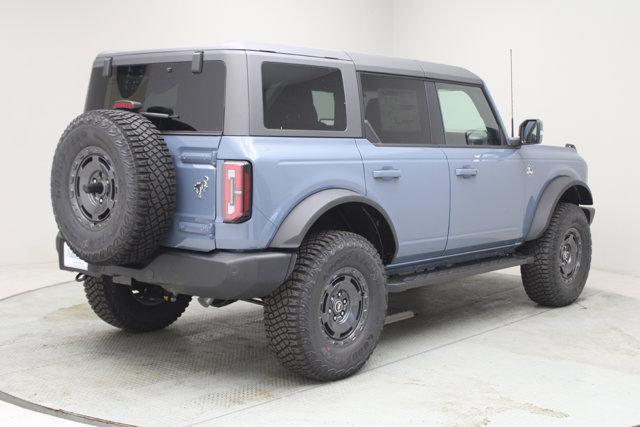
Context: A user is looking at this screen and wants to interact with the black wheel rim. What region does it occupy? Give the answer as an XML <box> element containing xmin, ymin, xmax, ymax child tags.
<box><xmin>559</xmin><ymin>227</ymin><xmax>582</xmax><ymax>280</ymax></box>
<box><xmin>319</xmin><ymin>267</ymin><xmax>369</xmax><ymax>343</ymax></box>
<box><xmin>69</xmin><ymin>147</ymin><xmax>117</xmax><ymax>228</ymax></box>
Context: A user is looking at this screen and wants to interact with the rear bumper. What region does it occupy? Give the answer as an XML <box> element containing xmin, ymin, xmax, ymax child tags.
<box><xmin>56</xmin><ymin>235</ymin><xmax>296</xmax><ymax>299</ymax></box>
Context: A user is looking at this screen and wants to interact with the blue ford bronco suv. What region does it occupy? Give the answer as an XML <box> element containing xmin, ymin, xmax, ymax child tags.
<box><xmin>51</xmin><ymin>43</ymin><xmax>594</xmax><ymax>381</ymax></box>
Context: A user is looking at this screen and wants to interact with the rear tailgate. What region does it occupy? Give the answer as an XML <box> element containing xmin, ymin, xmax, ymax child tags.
<box><xmin>162</xmin><ymin>134</ymin><xmax>220</xmax><ymax>251</ymax></box>
<box><xmin>85</xmin><ymin>55</ymin><xmax>226</xmax><ymax>252</ymax></box>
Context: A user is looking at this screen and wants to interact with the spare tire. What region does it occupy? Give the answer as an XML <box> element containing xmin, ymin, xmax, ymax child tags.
<box><xmin>51</xmin><ymin>109</ymin><xmax>176</xmax><ymax>266</ymax></box>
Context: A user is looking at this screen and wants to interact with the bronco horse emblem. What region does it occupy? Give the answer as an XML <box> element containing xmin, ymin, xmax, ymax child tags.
<box><xmin>194</xmin><ymin>176</ymin><xmax>209</xmax><ymax>199</ymax></box>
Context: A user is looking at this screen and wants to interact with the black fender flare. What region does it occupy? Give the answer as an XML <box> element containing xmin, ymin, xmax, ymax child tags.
<box><xmin>525</xmin><ymin>176</ymin><xmax>594</xmax><ymax>241</ymax></box>
<box><xmin>269</xmin><ymin>189</ymin><xmax>398</xmax><ymax>257</ymax></box>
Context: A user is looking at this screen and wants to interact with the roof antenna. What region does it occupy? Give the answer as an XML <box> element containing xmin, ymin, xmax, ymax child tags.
<box><xmin>509</xmin><ymin>48</ymin><xmax>514</xmax><ymax>138</ymax></box>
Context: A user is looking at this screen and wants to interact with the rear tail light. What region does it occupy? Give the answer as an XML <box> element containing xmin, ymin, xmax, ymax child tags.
<box><xmin>113</xmin><ymin>100</ymin><xmax>141</xmax><ymax>110</ymax></box>
<box><xmin>222</xmin><ymin>161</ymin><xmax>252</xmax><ymax>223</ymax></box>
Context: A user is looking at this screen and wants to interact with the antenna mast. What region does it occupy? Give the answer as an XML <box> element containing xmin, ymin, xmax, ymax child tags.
<box><xmin>509</xmin><ymin>48</ymin><xmax>514</xmax><ymax>138</ymax></box>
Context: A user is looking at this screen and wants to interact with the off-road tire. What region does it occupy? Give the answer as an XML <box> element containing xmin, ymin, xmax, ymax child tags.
<box><xmin>521</xmin><ymin>202</ymin><xmax>592</xmax><ymax>307</ymax></box>
<box><xmin>264</xmin><ymin>230</ymin><xmax>387</xmax><ymax>381</ymax></box>
<box><xmin>51</xmin><ymin>109</ymin><xmax>176</xmax><ymax>266</ymax></box>
<box><xmin>84</xmin><ymin>276</ymin><xmax>191</xmax><ymax>332</ymax></box>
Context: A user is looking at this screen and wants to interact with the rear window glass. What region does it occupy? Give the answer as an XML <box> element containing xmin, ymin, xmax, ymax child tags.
<box><xmin>262</xmin><ymin>62</ymin><xmax>346</xmax><ymax>131</ymax></box>
<box><xmin>361</xmin><ymin>73</ymin><xmax>430</xmax><ymax>145</ymax></box>
<box><xmin>85</xmin><ymin>60</ymin><xmax>225</xmax><ymax>132</ymax></box>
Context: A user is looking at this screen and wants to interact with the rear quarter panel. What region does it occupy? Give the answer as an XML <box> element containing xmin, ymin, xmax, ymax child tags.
<box><xmin>214</xmin><ymin>136</ymin><xmax>366</xmax><ymax>249</ymax></box>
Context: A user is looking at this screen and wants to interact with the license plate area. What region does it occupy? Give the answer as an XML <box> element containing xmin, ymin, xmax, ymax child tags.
<box><xmin>62</xmin><ymin>242</ymin><xmax>88</xmax><ymax>271</ymax></box>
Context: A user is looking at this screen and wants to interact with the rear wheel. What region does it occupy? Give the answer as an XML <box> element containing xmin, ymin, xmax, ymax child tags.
<box><xmin>521</xmin><ymin>203</ymin><xmax>592</xmax><ymax>307</ymax></box>
<box><xmin>264</xmin><ymin>230</ymin><xmax>387</xmax><ymax>381</ymax></box>
<box><xmin>84</xmin><ymin>276</ymin><xmax>191</xmax><ymax>332</ymax></box>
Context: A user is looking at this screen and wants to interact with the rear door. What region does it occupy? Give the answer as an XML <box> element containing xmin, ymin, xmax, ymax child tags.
<box><xmin>357</xmin><ymin>73</ymin><xmax>450</xmax><ymax>267</ymax></box>
<box><xmin>430</xmin><ymin>82</ymin><xmax>526</xmax><ymax>254</ymax></box>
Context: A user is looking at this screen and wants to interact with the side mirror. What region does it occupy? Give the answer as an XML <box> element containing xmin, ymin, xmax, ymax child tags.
<box><xmin>465</xmin><ymin>129</ymin><xmax>488</xmax><ymax>146</ymax></box>
<box><xmin>519</xmin><ymin>119</ymin><xmax>543</xmax><ymax>145</ymax></box>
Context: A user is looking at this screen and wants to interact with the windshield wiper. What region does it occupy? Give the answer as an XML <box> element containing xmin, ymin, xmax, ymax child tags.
<box><xmin>139</xmin><ymin>111</ymin><xmax>180</xmax><ymax>120</ymax></box>
<box><xmin>139</xmin><ymin>108</ymin><xmax>196</xmax><ymax>131</ymax></box>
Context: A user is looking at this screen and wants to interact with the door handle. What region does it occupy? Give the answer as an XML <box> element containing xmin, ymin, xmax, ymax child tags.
<box><xmin>373</xmin><ymin>169</ymin><xmax>402</xmax><ymax>180</ymax></box>
<box><xmin>455</xmin><ymin>168</ymin><xmax>478</xmax><ymax>178</ymax></box>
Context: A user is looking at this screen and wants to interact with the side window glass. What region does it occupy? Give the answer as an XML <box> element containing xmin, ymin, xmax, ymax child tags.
<box><xmin>361</xmin><ymin>73</ymin><xmax>430</xmax><ymax>145</ymax></box>
<box><xmin>311</xmin><ymin>90</ymin><xmax>336</xmax><ymax>127</ymax></box>
<box><xmin>262</xmin><ymin>62</ymin><xmax>346</xmax><ymax>131</ymax></box>
<box><xmin>436</xmin><ymin>83</ymin><xmax>502</xmax><ymax>146</ymax></box>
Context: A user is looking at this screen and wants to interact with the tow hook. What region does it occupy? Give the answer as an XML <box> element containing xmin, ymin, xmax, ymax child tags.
<box><xmin>163</xmin><ymin>293</ymin><xmax>177</xmax><ymax>303</ymax></box>
<box><xmin>198</xmin><ymin>297</ymin><xmax>237</xmax><ymax>308</ymax></box>
<box><xmin>198</xmin><ymin>297</ymin><xmax>214</xmax><ymax>307</ymax></box>
<box><xmin>75</xmin><ymin>273</ymin><xmax>87</xmax><ymax>282</ymax></box>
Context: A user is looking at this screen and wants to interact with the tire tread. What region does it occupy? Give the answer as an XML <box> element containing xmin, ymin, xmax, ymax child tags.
<box><xmin>264</xmin><ymin>230</ymin><xmax>387</xmax><ymax>381</ymax></box>
<box><xmin>52</xmin><ymin>110</ymin><xmax>176</xmax><ymax>265</ymax></box>
<box><xmin>521</xmin><ymin>202</ymin><xmax>591</xmax><ymax>307</ymax></box>
<box><xmin>84</xmin><ymin>276</ymin><xmax>190</xmax><ymax>332</ymax></box>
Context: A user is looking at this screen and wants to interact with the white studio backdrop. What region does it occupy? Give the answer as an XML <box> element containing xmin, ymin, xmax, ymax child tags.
<box><xmin>1</xmin><ymin>0</ymin><xmax>637</xmax><ymax>277</ymax></box>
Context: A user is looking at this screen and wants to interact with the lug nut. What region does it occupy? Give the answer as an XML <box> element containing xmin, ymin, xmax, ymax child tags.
<box><xmin>333</xmin><ymin>316</ymin><xmax>337</xmax><ymax>321</ymax></box>
<box><xmin>341</xmin><ymin>311</ymin><xmax>345</xmax><ymax>316</ymax></box>
<box><xmin>343</xmin><ymin>299</ymin><xmax>347</xmax><ymax>304</ymax></box>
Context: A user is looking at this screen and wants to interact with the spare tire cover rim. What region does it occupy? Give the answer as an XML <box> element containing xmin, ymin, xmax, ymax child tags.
<box><xmin>69</xmin><ymin>146</ymin><xmax>117</xmax><ymax>229</ymax></box>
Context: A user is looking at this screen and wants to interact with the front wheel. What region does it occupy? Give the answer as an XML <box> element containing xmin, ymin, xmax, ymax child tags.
<box><xmin>264</xmin><ymin>230</ymin><xmax>387</xmax><ymax>381</ymax></box>
<box><xmin>521</xmin><ymin>203</ymin><xmax>592</xmax><ymax>307</ymax></box>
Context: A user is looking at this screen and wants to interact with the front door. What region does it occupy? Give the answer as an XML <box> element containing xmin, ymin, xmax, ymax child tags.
<box><xmin>431</xmin><ymin>82</ymin><xmax>526</xmax><ymax>254</ymax></box>
<box><xmin>357</xmin><ymin>73</ymin><xmax>450</xmax><ymax>267</ymax></box>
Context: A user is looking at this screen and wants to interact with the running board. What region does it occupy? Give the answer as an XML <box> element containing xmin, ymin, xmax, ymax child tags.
<box><xmin>386</xmin><ymin>254</ymin><xmax>533</xmax><ymax>293</ymax></box>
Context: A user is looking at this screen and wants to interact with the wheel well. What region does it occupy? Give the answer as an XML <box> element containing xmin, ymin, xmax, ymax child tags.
<box><xmin>558</xmin><ymin>184</ymin><xmax>593</xmax><ymax>206</ymax></box>
<box><xmin>558</xmin><ymin>184</ymin><xmax>594</xmax><ymax>223</ymax></box>
<box><xmin>307</xmin><ymin>202</ymin><xmax>396</xmax><ymax>264</ymax></box>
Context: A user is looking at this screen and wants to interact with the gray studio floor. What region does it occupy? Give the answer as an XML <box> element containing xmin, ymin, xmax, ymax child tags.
<box><xmin>0</xmin><ymin>264</ymin><xmax>639</xmax><ymax>426</ymax></box>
